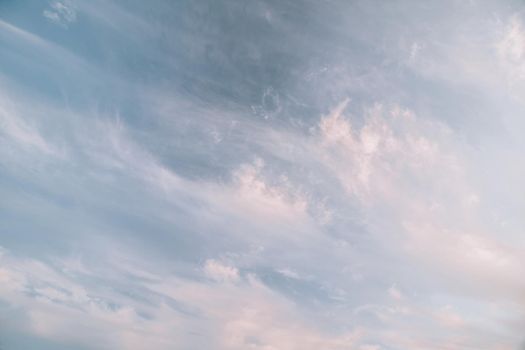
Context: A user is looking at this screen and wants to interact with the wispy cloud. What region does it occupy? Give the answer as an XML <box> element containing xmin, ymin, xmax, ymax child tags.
<box><xmin>3</xmin><ymin>0</ymin><xmax>525</xmax><ymax>349</ymax></box>
<box><xmin>43</xmin><ymin>1</ymin><xmax>77</xmax><ymax>28</ymax></box>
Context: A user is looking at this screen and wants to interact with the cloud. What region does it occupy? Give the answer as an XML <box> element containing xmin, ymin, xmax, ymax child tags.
<box><xmin>204</xmin><ymin>259</ymin><xmax>240</xmax><ymax>283</ymax></box>
<box><xmin>0</xmin><ymin>74</ymin><xmax>520</xmax><ymax>349</ymax></box>
<box><xmin>0</xmin><ymin>103</ymin><xmax>58</xmax><ymax>156</ymax></box>
<box><xmin>0</xmin><ymin>245</ymin><xmax>371</xmax><ymax>350</ymax></box>
<box><xmin>497</xmin><ymin>15</ymin><xmax>525</xmax><ymax>73</ymax></box>
<box><xmin>43</xmin><ymin>1</ymin><xmax>77</xmax><ymax>28</ymax></box>
<box><xmin>0</xmin><ymin>84</ymin><xmax>518</xmax><ymax>348</ymax></box>
<box><xmin>4</xmin><ymin>1</ymin><xmax>525</xmax><ymax>349</ymax></box>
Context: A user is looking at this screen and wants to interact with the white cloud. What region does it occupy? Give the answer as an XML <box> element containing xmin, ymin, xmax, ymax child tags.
<box><xmin>0</xmin><ymin>85</ymin><xmax>521</xmax><ymax>348</ymax></box>
<box><xmin>0</xmin><ymin>245</ymin><xmax>372</xmax><ymax>350</ymax></box>
<box><xmin>276</xmin><ymin>268</ymin><xmax>301</xmax><ymax>280</ymax></box>
<box><xmin>497</xmin><ymin>15</ymin><xmax>525</xmax><ymax>76</ymax></box>
<box><xmin>230</xmin><ymin>158</ymin><xmax>308</xmax><ymax>221</ymax></box>
<box><xmin>43</xmin><ymin>1</ymin><xmax>77</xmax><ymax>28</ymax></box>
<box><xmin>0</xmin><ymin>100</ymin><xmax>59</xmax><ymax>156</ymax></box>
<box><xmin>204</xmin><ymin>259</ymin><xmax>240</xmax><ymax>283</ymax></box>
<box><xmin>4</xmin><ymin>2</ymin><xmax>525</xmax><ymax>347</ymax></box>
<box><xmin>317</xmin><ymin>100</ymin><xmax>461</xmax><ymax>205</ymax></box>
<box><xmin>408</xmin><ymin>42</ymin><xmax>421</xmax><ymax>64</ymax></box>
<box><xmin>387</xmin><ymin>285</ymin><xmax>403</xmax><ymax>301</ymax></box>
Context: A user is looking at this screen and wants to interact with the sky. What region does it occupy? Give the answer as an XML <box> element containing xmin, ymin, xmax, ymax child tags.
<box><xmin>2</xmin><ymin>0</ymin><xmax>525</xmax><ymax>349</ymax></box>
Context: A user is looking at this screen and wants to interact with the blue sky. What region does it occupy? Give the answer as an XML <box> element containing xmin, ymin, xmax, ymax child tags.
<box><xmin>2</xmin><ymin>0</ymin><xmax>525</xmax><ymax>349</ymax></box>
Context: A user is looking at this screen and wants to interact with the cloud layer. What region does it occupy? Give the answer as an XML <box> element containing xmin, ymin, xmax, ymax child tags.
<box><xmin>2</xmin><ymin>1</ymin><xmax>525</xmax><ymax>349</ymax></box>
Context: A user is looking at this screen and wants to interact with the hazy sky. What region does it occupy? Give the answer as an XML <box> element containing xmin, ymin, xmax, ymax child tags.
<box><xmin>2</xmin><ymin>1</ymin><xmax>525</xmax><ymax>349</ymax></box>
